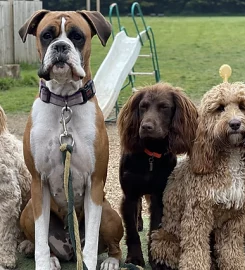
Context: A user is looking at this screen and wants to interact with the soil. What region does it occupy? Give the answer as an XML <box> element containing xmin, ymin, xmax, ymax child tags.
<box><xmin>6</xmin><ymin>113</ymin><xmax>149</xmax><ymax>216</ymax></box>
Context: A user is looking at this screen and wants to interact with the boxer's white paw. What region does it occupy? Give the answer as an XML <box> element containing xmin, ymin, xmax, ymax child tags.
<box><xmin>50</xmin><ymin>256</ymin><xmax>61</xmax><ymax>270</ymax></box>
<box><xmin>18</xmin><ymin>240</ymin><xmax>35</xmax><ymax>257</ymax></box>
<box><xmin>100</xmin><ymin>257</ymin><xmax>119</xmax><ymax>270</ymax></box>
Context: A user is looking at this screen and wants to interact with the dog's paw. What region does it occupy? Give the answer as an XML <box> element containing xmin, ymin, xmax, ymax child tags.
<box><xmin>100</xmin><ymin>257</ymin><xmax>119</xmax><ymax>270</ymax></box>
<box><xmin>18</xmin><ymin>240</ymin><xmax>34</xmax><ymax>257</ymax></box>
<box><xmin>125</xmin><ymin>255</ymin><xmax>145</xmax><ymax>268</ymax></box>
<box><xmin>0</xmin><ymin>255</ymin><xmax>16</xmax><ymax>269</ymax></box>
<box><xmin>50</xmin><ymin>256</ymin><xmax>61</xmax><ymax>270</ymax></box>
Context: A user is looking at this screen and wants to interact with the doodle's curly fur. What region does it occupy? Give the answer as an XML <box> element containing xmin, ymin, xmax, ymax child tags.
<box><xmin>151</xmin><ymin>82</ymin><xmax>245</xmax><ymax>270</ymax></box>
<box><xmin>0</xmin><ymin>106</ymin><xmax>31</xmax><ymax>269</ymax></box>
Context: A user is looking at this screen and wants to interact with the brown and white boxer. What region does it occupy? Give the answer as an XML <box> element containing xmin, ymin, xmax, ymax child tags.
<box><xmin>18</xmin><ymin>10</ymin><xmax>123</xmax><ymax>270</ymax></box>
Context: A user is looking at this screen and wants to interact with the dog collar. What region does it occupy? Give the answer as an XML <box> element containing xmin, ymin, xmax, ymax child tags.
<box><xmin>144</xmin><ymin>148</ymin><xmax>162</xmax><ymax>158</ymax></box>
<box><xmin>144</xmin><ymin>148</ymin><xmax>162</xmax><ymax>172</ymax></box>
<box><xmin>39</xmin><ymin>80</ymin><xmax>96</xmax><ymax>107</ymax></box>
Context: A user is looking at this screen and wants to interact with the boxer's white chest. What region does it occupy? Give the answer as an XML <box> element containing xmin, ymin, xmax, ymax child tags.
<box><xmin>30</xmin><ymin>98</ymin><xmax>96</xmax><ymax>210</ymax></box>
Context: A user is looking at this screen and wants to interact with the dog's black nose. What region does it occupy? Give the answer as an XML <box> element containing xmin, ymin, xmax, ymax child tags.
<box><xmin>141</xmin><ymin>122</ymin><xmax>154</xmax><ymax>131</ymax></box>
<box><xmin>53</xmin><ymin>42</ymin><xmax>69</xmax><ymax>53</ymax></box>
<box><xmin>229</xmin><ymin>119</ymin><xmax>241</xmax><ymax>130</ymax></box>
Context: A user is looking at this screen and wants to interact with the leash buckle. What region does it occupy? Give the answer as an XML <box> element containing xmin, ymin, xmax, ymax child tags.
<box><xmin>59</xmin><ymin>106</ymin><xmax>74</xmax><ymax>147</ymax></box>
<box><xmin>60</xmin><ymin>133</ymin><xmax>74</xmax><ymax>147</ymax></box>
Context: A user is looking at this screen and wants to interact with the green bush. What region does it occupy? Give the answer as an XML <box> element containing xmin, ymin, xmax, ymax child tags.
<box><xmin>19</xmin><ymin>75</ymin><xmax>38</xmax><ymax>87</ymax></box>
<box><xmin>0</xmin><ymin>75</ymin><xmax>38</xmax><ymax>91</ymax></box>
<box><xmin>0</xmin><ymin>78</ymin><xmax>15</xmax><ymax>91</ymax></box>
<box><xmin>20</xmin><ymin>62</ymin><xmax>39</xmax><ymax>71</ymax></box>
<box><xmin>0</xmin><ymin>63</ymin><xmax>39</xmax><ymax>91</ymax></box>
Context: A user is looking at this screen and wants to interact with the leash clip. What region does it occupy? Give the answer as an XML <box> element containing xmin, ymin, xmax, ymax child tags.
<box><xmin>59</xmin><ymin>106</ymin><xmax>74</xmax><ymax>147</ymax></box>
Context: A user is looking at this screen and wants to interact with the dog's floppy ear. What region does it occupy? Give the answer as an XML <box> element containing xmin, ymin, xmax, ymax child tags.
<box><xmin>190</xmin><ymin>116</ymin><xmax>217</xmax><ymax>174</ymax></box>
<box><xmin>117</xmin><ymin>91</ymin><xmax>145</xmax><ymax>153</ymax></box>
<box><xmin>0</xmin><ymin>106</ymin><xmax>7</xmax><ymax>134</ymax></box>
<box><xmin>77</xmin><ymin>10</ymin><xmax>111</xmax><ymax>46</ymax></box>
<box><xmin>169</xmin><ymin>89</ymin><xmax>198</xmax><ymax>154</ymax></box>
<box><xmin>19</xmin><ymin>10</ymin><xmax>50</xmax><ymax>43</ymax></box>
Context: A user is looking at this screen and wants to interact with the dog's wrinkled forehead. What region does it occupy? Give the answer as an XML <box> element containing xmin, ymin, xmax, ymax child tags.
<box><xmin>200</xmin><ymin>82</ymin><xmax>245</xmax><ymax>113</ymax></box>
<box><xmin>36</xmin><ymin>12</ymin><xmax>91</xmax><ymax>42</ymax></box>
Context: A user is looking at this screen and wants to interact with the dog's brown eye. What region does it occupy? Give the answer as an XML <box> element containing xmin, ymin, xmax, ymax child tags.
<box><xmin>216</xmin><ymin>105</ymin><xmax>225</xmax><ymax>112</ymax></box>
<box><xmin>73</xmin><ymin>33</ymin><xmax>82</xmax><ymax>41</ymax></box>
<box><xmin>69</xmin><ymin>31</ymin><xmax>84</xmax><ymax>41</ymax></box>
<box><xmin>159</xmin><ymin>104</ymin><xmax>167</xmax><ymax>110</ymax></box>
<box><xmin>139</xmin><ymin>103</ymin><xmax>148</xmax><ymax>110</ymax></box>
<box><xmin>43</xmin><ymin>32</ymin><xmax>52</xmax><ymax>40</ymax></box>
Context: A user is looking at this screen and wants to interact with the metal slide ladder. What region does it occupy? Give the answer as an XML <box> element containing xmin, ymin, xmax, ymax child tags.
<box><xmin>109</xmin><ymin>2</ymin><xmax>161</xmax><ymax>94</ymax></box>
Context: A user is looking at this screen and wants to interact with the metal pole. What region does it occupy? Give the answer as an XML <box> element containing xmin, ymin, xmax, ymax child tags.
<box><xmin>96</xmin><ymin>0</ymin><xmax>100</xmax><ymax>12</ymax></box>
<box><xmin>86</xmin><ymin>0</ymin><xmax>91</xmax><ymax>11</ymax></box>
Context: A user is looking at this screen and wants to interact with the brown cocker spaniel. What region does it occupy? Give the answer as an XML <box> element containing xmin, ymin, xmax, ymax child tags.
<box><xmin>117</xmin><ymin>82</ymin><xmax>198</xmax><ymax>268</ymax></box>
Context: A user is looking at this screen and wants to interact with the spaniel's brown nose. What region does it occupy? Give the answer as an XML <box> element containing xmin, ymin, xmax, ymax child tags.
<box><xmin>229</xmin><ymin>119</ymin><xmax>241</xmax><ymax>130</ymax></box>
<box><xmin>141</xmin><ymin>122</ymin><xmax>154</xmax><ymax>131</ymax></box>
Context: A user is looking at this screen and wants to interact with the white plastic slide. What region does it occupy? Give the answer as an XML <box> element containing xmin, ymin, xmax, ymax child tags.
<box><xmin>94</xmin><ymin>30</ymin><xmax>148</xmax><ymax>120</ymax></box>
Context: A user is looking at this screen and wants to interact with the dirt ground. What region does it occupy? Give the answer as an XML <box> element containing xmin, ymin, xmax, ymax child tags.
<box><xmin>6</xmin><ymin>113</ymin><xmax>149</xmax><ymax>216</ymax></box>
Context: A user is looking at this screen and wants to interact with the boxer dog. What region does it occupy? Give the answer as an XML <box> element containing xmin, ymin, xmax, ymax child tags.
<box><xmin>18</xmin><ymin>10</ymin><xmax>123</xmax><ymax>270</ymax></box>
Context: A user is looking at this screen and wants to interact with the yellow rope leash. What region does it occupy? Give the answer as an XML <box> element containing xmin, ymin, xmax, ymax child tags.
<box><xmin>60</xmin><ymin>143</ymin><xmax>83</xmax><ymax>270</ymax></box>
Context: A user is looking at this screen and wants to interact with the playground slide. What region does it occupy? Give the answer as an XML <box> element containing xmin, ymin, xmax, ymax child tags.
<box><xmin>94</xmin><ymin>30</ymin><xmax>146</xmax><ymax>120</ymax></box>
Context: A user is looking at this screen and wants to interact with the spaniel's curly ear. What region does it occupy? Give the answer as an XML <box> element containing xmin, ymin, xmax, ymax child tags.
<box><xmin>190</xmin><ymin>117</ymin><xmax>217</xmax><ymax>174</ymax></box>
<box><xmin>117</xmin><ymin>91</ymin><xmax>145</xmax><ymax>153</ymax></box>
<box><xmin>0</xmin><ymin>106</ymin><xmax>7</xmax><ymax>134</ymax></box>
<box><xmin>169</xmin><ymin>89</ymin><xmax>198</xmax><ymax>154</ymax></box>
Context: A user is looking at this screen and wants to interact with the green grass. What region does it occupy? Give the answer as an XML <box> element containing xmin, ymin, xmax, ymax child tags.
<box><xmin>2</xmin><ymin>16</ymin><xmax>245</xmax><ymax>113</ymax></box>
<box><xmin>17</xmin><ymin>218</ymin><xmax>150</xmax><ymax>270</ymax></box>
<box><xmin>94</xmin><ymin>16</ymin><xmax>245</xmax><ymax>105</ymax></box>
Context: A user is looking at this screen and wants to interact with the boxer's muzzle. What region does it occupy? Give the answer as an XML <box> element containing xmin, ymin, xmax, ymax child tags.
<box><xmin>38</xmin><ymin>39</ymin><xmax>84</xmax><ymax>82</ymax></box>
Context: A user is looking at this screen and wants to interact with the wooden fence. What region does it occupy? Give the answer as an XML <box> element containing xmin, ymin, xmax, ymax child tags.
<box><xmin>0</xmin><ymin>0</ymin><xmax>42</xmax><ymax>65</ymax></box>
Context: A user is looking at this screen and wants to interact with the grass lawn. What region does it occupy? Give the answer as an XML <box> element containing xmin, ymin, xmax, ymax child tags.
<box><xmin>2</xmin><ymin>16</ymin><xmax>245</xmax><ymax>113</ymax></box>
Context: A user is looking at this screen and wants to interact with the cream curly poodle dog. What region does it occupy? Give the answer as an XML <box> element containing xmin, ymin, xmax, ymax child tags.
<box><xmin>0</xmin><ymin>106</ymin><xmax>31</xmax><ymax>269</ymax></box>
<box><xmin>151</xmin><ymin>81</ymin><xmax>245</xmax><ymax>270</ymax></box>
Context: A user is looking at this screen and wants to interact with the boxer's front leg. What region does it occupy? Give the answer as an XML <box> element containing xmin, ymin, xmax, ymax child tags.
<box><xmin>83</xmin><ymin>179</ymin><xmax>102</xmax><ymax>270</ymax></box>
<box><xmin>32</xmin><ymin>176</ymin><xmax>54</xmax><ymax>270</ymax></box>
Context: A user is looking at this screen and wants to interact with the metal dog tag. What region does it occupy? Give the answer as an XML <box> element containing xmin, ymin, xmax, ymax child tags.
<box><xmin>149</xmin><ymin>156</ymin><xmax>154</xmax><ymax>171</ymax></box>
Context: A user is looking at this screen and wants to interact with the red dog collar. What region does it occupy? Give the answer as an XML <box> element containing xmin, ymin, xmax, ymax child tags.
<box><xmin>144</xmin><ymin>148</ymin><xmax>162</xmax><ymax>158</ymax></box>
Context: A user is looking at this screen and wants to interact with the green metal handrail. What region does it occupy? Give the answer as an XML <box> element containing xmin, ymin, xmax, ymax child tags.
<box><xmin>131</xmin><ymin>2</ymin><xmax>147</xmax><ymax>45</ymax></box>
<box><xmin>131</xmin><ymin>2</ymin><xmax>160</xmax><ymax>81</ymax></box>
<box><xmin>146</xmin><ymin>26</ymin><xmax>161</xmax><ymax>82</ymax></box>
<box><xmin>109</xmin><ymin>3</ymin><xmax>128</xmax><ymax>39</ymax></box>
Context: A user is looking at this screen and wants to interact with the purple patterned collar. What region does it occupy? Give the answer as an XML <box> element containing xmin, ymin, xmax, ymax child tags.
<box><xmin>39</xmin><ymin>80</ymin><xmax>96</xmax><ymax>107</ymax></box>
